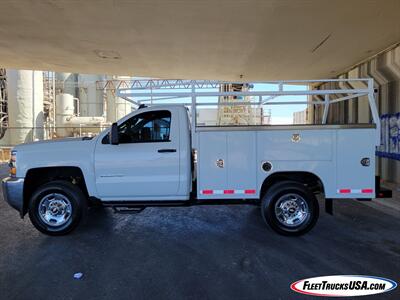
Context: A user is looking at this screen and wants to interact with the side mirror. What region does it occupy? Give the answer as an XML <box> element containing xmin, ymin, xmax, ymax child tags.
<box><xmin>110</xmin><ymin>122</ymin><xmax>119</xmax><ymax>145</ymax></box>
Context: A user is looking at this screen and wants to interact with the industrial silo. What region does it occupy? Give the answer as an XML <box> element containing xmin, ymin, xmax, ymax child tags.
<box><xmin>105</xmin><ymin>75</ymin><xmax>132</xmax><ymax>123</ymax></box>
<box><xmin>7</xmin><ymin>70</ymin><xmax>44</xmax><ymax>145</ymax></box>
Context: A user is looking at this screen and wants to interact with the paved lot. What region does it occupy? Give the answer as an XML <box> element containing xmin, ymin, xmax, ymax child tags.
<box><xmin>0</xmin><ymin>164</ymin><xmax>399</xmax><ymax>300</ymax></box>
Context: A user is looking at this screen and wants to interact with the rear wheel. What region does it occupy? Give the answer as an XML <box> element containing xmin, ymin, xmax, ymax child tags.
<box><xmin>261</xmin><ymin>181</ymin><xmax>319</xmax><ymax>236</ymax></box>
<box><xmin>28</xmin><ymin>181</ymin><xmax>87</xmax><ymax>236</ymax></box>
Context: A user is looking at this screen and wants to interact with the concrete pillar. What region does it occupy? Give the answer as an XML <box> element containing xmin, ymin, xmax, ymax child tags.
<box><xmin>7</xmin><ymin>69</ymin><xmax>44</xmax><ymax>145</ymax></box>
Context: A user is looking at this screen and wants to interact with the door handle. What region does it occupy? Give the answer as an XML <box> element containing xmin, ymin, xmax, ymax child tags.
<box><xmin>158</xmin><ymin>149</ymin><xmax>177</xmax><ymax>153</ymax></box>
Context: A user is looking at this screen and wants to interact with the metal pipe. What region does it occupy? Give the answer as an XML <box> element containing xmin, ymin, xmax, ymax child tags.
<box><xmin>196</xmin><ymin>101</ymin><xmax>325</xmax><ymax>106</ymax></box>
<box><xmin>52</xmin><ymin>71</ymin><xmax>56</xmax><ymax>136</ymax></box>
<box><xmin>73</xmin><ymin>97</ymin><xmax>80</xmax><ymax>116</ymax></box>
<box><xmin>322</xmin><ymin>95</ymin><xmax>330</xmax><ymax>124</ymax></box>
<box><xmin>367</xmin><ymin>79</ymin><xmax>381</xmax><ymax>145</ymax></box>
<box><xmin>329</xmin><ymin>93</ymin><xmax>367</xmax><ymax>104</ymax></box>
<box><xmin>31</xmin><ymin>71</ymin><xmax>35</xmax><ymax>141</ymax></box>
<box><xmin>191</xmin><ymin>83</ymin><xmax>196</xmax><ymax>148</ymax></box>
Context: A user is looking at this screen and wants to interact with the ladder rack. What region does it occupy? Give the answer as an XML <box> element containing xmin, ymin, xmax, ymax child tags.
<box><xmin>95</xmin><ymin>78</ymin><xmax>380</xmax><ymax>144</ymax></box>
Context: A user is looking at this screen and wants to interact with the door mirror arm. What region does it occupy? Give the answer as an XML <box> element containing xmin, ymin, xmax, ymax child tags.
<box><xmin>110</xmin><ymin>122</ymin><xmax>119</xmax><ymax>145</ymax></box>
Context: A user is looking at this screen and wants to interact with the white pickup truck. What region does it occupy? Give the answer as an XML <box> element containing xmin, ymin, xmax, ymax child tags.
<box><xmin>2</xmin><ymin>79</ymin><xmax>391</xmax><ymax>236</ymax></box>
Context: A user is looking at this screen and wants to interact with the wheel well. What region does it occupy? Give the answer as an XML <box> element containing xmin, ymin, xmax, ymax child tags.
<box><xmin>260</xmin><ymin>172</ymin><xmax>324</xmax><ymax>198</ymax></box>
<box><xmin>23</xmin><ymin>167</ymin><xmax>88</xmax><ymax>216</ymax></box>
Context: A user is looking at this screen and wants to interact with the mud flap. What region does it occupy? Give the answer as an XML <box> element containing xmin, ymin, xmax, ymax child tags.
<box><xmin>325</xmin><ymin>198</ymin><xmax>333</xmax><ymax>215</ymax></box>
<box><xmin>375</xmin><ymin>176</ymin><xmax>392</xmax><ymax>198</ymax></box>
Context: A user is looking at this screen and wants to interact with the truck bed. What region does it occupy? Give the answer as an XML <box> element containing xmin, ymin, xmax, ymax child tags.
<box><xmin>195</xmin><ymin>124</ymin><xmax>376</xmax><ymax>199</ymax></box>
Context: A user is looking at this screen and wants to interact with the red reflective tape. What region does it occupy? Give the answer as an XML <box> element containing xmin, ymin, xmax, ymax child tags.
<box><xmin>244</xmin><ymin>189</ymin><xmax>256</xmax><ymax>194</ymax></box>
<box><xmin>224</xmin><ymin>190</ymin><xmax>234</xmax><ymax>194</ymax></box>
<box><xmin>339</xmin><ymin>189</ymin><xmax>351</xmax><ymax>194</ymax></box>
<box><xmin>362</xmin><ymin>189</ymin><xmax>373</xmax><ymax>194</ymax></box>
<box><xmin>202</xmin><ymin>190</ymin><xmax>213</xmax><ymax>195</ymax></box>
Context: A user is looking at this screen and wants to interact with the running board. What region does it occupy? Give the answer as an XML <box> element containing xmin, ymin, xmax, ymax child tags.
<box><xmin>101</xmin><ymin>199</ymin><xmax>260</xmax><ymax>209</ymax></box>
<box><xmin>104</xmin><ymin>200</ymin><xmax>189</xmax><ymax>208</ymax></box>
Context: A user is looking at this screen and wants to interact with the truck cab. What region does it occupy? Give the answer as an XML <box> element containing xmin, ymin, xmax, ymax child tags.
<box><xmin>94</xmin><ymin>105</ymin><xmax>191</xmax><ymax>201</ymax></box>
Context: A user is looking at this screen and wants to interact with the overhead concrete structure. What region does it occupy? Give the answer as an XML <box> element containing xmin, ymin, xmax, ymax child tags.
<box><xmin>0</xmin><ymin>0</ymin><xmax>399</xmax><ymax>80</ymax></box>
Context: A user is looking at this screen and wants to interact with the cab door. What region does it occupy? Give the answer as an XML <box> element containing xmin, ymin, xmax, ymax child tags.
<box><xmin>94</xmin><ymin>108</ymin><xmax>180</xmax><ymax>200</ymax></box>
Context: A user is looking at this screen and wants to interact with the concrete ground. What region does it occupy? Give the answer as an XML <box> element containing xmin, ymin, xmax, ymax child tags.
<box><xmin>0</xmin><ymin>164</ymin><xmax>399</xmax><ymax>300</ymax></box>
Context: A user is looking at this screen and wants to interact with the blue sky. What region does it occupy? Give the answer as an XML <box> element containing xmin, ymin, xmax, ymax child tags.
<box><xmin>252</xmin><ymin>83</ymin><xmax>307</xmax><ymax>124</ymax></box>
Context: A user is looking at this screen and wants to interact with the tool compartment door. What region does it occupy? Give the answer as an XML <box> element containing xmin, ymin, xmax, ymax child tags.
<box><xmin>197</xmin><ymin>132</ymin><xmax>227</xmax><ymax>198</ymax></box>
<box><xmin>197</xmin><ymin>131</ymin><xmax>257</xmax><ymax>199</ymax></box>
<box><xmin>226</xmin><ymin>131</ymin><xmax>257</xmax><ymax>198</ymax></box>
<box><xmin>336</xmin><ymin>129</ymin><xmax>376</xmax><ymax>198</ymax></box>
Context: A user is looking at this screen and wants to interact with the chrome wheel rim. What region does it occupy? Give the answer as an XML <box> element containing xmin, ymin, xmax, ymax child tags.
<box><xmin>275</xmin><ymin>193</ymin><xmax>309</xmax><ymax>227</ymax></box>
<box><xmin>38</xmin><ymin>193</ymin><xmax>72</xmax><ymax>227</ymax></box>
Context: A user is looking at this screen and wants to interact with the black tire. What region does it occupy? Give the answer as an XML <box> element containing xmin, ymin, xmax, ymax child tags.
<box><xmin>28</xmin><ymin>180</ymin><xmax>87</xmax><ymax>236</ymax></box>
<box><xmin>261</xmin><ymin>180</ymin><xmax>319</xmax><ymax>236</ymax></box>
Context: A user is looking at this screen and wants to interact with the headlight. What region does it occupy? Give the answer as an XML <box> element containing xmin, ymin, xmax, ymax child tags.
<box><xmin>9</xmin><ymin>150</ymin><xmax>16</xmax><ymax>177</ymax></box>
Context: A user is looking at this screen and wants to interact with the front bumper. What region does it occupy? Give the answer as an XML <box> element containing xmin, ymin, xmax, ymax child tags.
<box><xmin>2</xmin><ymin>177</ymin><xmax>24</xmax><ymax>216</ymax></box>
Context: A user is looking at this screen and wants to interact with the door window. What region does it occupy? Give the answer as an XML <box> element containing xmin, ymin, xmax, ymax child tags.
<box><xmin>103</xmin><ymin>110</ymin><xmax>171</xmax><ymax>144</ymax></box>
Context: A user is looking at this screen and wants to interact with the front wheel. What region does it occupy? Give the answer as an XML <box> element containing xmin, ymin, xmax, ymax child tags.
<box><xmin>28</xmin><ymin>181</ymin><xmax>87</xmax><ymax>236</ymax></box>
<box><xmin>261</xmin><ymin>181</ymin><xmax>319</xmax><ymax>236</ymax></box>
